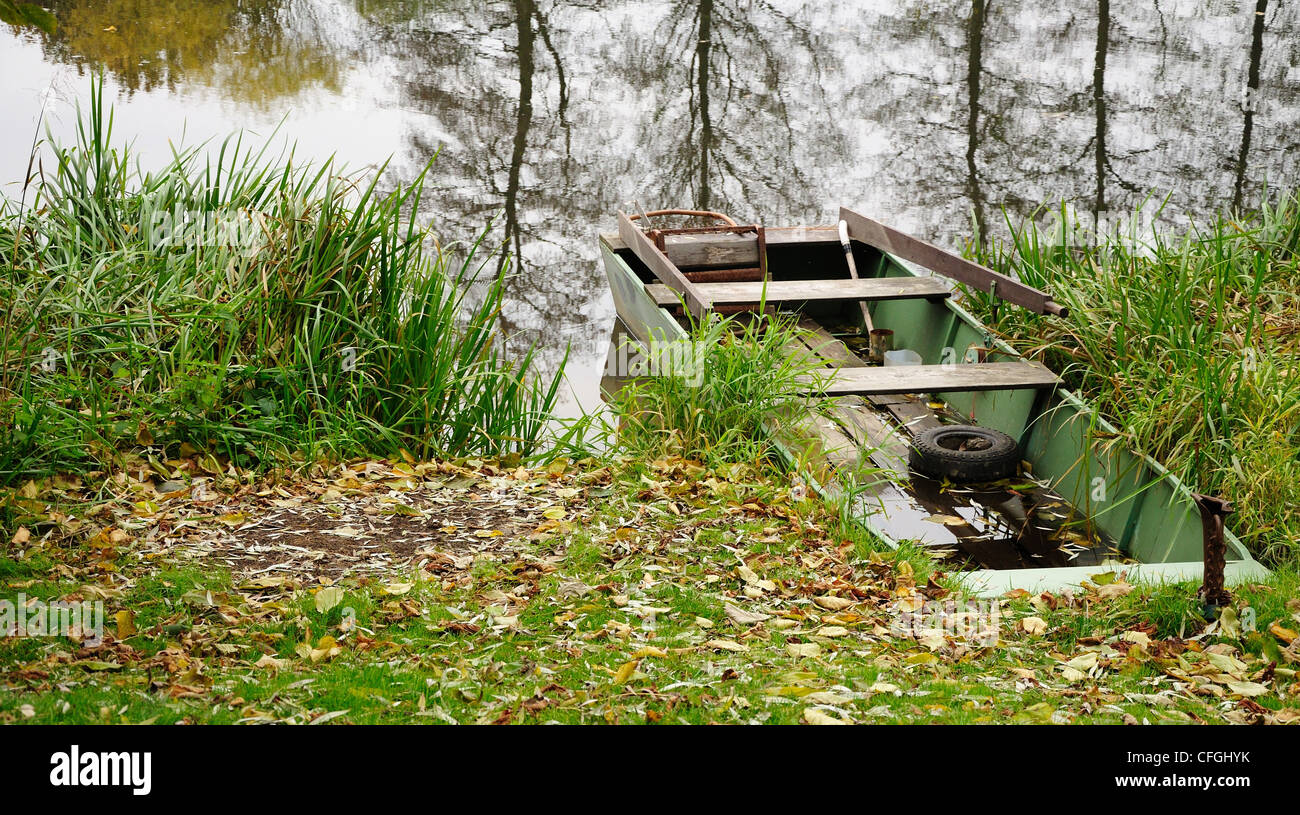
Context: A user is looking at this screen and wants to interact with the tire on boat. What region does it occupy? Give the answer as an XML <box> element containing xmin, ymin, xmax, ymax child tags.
<box><xmin>908</xmin><ymin>424</ymin><xmax>1020</xmax><ymax>483</ymax></box>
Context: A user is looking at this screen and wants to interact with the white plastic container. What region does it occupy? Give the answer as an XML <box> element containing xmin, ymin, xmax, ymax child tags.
<box><xmin>883</xmin><ymin>349</ymin><xmax>923</xmax><ymax>366</ymax></box>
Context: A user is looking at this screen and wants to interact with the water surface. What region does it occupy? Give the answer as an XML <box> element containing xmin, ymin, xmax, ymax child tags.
<box><xmin>4</xmin><ymin>0</ymin><xmax>1297</xmax><ymax>412</ymax></box>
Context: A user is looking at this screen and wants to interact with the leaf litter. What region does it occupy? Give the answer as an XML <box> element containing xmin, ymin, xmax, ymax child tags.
<box><xmin>1</xmin><ymin>454</ymin><xmax>1298</xmax><ymax>725</ymax></box>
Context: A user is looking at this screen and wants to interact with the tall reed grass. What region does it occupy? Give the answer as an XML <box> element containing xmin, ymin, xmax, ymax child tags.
<box><xmin>964</xmin><ymin>196</ymin><xmax>1300</xmax><ymax>564</ymax></box>
<box><xmin>0</xmin><ymin>82</ymin><xmax>563</xmax><ymax>486</ymax></box>
<box><xmin>610</xmin><ymin>312</ymin><xmax>828</xmax><ymax>467</ymax></box>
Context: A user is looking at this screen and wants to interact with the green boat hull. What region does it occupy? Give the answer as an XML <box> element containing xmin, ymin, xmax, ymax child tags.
<box><xmin>599</xmin><ymin>234</ymin><xmax>1268</xmax><ymax>595</ymax></box>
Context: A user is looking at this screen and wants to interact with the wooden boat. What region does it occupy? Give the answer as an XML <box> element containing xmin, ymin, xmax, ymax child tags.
<box><xmin>599</xmin><ymin>207</ymin><xmax>1268</xmax><ymax>595</ymax></box>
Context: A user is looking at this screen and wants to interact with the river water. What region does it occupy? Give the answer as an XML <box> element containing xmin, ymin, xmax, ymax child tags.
<box><xmin>3</xmin><ymin>0</ymin><xmax>1297</xmax><ymax>413</ymax></box>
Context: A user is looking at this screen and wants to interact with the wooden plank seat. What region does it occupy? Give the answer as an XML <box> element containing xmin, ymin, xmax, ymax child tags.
<box><xmin>647</xmin><ymin>277</ymin><xmax>951</xmax><ymax>308</ymax></box>
<box><xmin>798</xmin><ymin>362</ymin><xmax>1060</xmax><ymax>396</ymax></box>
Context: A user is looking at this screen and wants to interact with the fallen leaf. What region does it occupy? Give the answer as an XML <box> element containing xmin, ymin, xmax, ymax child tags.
<box><xmin>803</xmin><ymin>707</ymin><xmax>848</xmax><ymax>725</ymax></box>
<box><xmin>787</xmin><ymin>643</ymin><xmax>821</xmax><ymax>658</ymax></box>
<box><xmin>613</xmin><ymin>660</ymin><xmax>640</xmax><ymax>684</ymax></box>
<box><xmin>254</xmin><ymin>654</ymin><xmax>289</xmax><ymax>671</ymax></box>
<box><xmin>1224</xmin><ymin>680</ymin><xmax>1269</xmax><ymax>698</ymax></box>
<box><xmin>315</xmin><ymin>586</ymin><xmax>345</xmax><ymax>614</ymax></box>
<box><xmin>814</xmin><ymin>595</ymin><xmax>854</xmax><ymax>611</ymax></box>
<box><xmin>115</xmin><ymin>610</ymin><xmax>136</xmax><ymax>639</ymax></box>
<box><xmin>725</xmin><ymin>604</ymin><xmax>770</xmax><ymax>625</ymax></box>
<box><xmin>1270</xmin><ymin>623</ymin><xmax>1297</xmax><ymax>645</ymax></box>
<box><xmin>1020</xmin><ymin>616</ymin><xmax>1048</xmax><ymax>635</ymax></box>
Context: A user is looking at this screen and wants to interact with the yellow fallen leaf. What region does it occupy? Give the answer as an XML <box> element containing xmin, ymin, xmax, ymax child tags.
<box><xmin>115</xmin><ymin>610</ymin><xmax>136</xmax><ymax>639</ymax></box>
<box><xmin>315</xmin><ymin>586</ymin><xmax>345</xmax><ymax>614</ymax></box>
<box><xmin>814</xmin><ymin>595</ymin><xmax>853</xmax><ymax>611</ymax></box>
<box><xmin>1020</xmin><ymin>616</ymin><xmax>1048</xmax><ymax>635</ymax></box>
<box><xmin>765</xmin><ymin>685</ymin><xmax>816</xmax><ymax>698</ymax></box>
<box><xmin>309</xmin><ymin>635</ymin><xmax>340</xmax><ymax>663</ymax></box>
<box><xmin>803</xmin><ymin>707</ymin><xmax>848</xmax><ymax>725</ymax></box>
<box><xmin>1066</xmin><ymin>652</ymin><xmax>1099</xmax><ymax>672</ymax></box>
<box><xmin>1270</xmin><ymin>623</ymin><xmax>1297</xmax><ymax>645</ymax></box>
<box><xmin>630</xmin><ymin>646</ymin><xmax>668</xmax><ymax>659</ymax></box>
<box><xmin>1096</xmin><ymin>581</ymin><xmax>1135</xmax><ymax>599</ymax></box>
<box><xmin>1122</xmin><ymin>630</ymin><xmax>1152</xmax><ymax>648</ymax></box>
<box><xmin>925</xmin><ymin>514</ymin><xmax>966</xmax><ymax>526</ymax></box>
<box><xmin>702</xmin><ymin>639</ymin><xmax>748</xmax><ymax>653</ymax></box>
<box><xmin>1224</xmin><ymin>680</ymin><xmax>1269</xmax><ymax>698</ymax></box>
<box><xmin>613</xmin><ymin>660</ymin><xmax>640</xmax><ymax>684</ymax></box>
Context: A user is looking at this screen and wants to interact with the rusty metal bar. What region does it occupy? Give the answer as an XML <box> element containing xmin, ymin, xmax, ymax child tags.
<box><xmin>683</xmin><ymin>268</ymin><xmax>766</xmax><ymax>283</ymax></box>
<box><xmin>1192</xmin><ymin>493</ymin><xmax>1233</xmax><ymax>611</ymax></box>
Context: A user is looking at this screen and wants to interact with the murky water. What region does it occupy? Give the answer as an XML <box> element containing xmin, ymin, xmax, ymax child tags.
<box><xmin>4</xmin><ymin>0</ymin><xmax>1298</xmax><ymax>414</ymax></box>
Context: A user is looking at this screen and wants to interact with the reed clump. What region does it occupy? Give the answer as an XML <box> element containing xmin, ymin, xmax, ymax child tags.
<box><xmin>0</xmin><ymin>83</ymin><xmax>562</xmax><ymax>487</ymax></box>
<box><xmin>966</xmin><ymin>197</ymin><xmax>1300</xmax><ymax>564</ymax></box>
<box><xmin>610</xmin><ymin>313</ymin><xmax>827</xmax><ymax>467</ymax></box>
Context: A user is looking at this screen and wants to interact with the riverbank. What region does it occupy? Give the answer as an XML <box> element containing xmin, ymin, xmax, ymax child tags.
<box><xmin>3</xmin><ymin>454</ymin><xmax>1297</xmax><ymax>725</ymax></box>
<box><xmin>0</xmin><ymin>84</ymin><xmax>563</xmax><ymax>504</ymax></box>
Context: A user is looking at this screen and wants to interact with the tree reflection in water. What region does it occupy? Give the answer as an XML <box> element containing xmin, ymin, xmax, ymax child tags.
<box><xmin>9</xmin><ymin>0</ymin><xmax>1300</xmax><ymax>411</ymax></box>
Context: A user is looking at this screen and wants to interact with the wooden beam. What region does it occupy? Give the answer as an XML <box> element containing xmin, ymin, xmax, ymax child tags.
<box><xmin>838</xmin><ymin>208</ymin><xmax>1068</xmax><ymax>317</ymax></box>
<box><xmin>646</xmin><ymin>277</ymin><xmax>951</xmax><ymax>307</ymax></box>
<box><xmin>799</xmin><ymin>362</ymin><xmax>1060</xmax><ymax>396</ymax></box>
<box><xmin>617</xmin><ymin>212</ymin><xmax>711</xmax><ymax>319</ymax></box>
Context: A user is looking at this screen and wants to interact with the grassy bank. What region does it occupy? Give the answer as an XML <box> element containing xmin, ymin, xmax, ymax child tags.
<box><xmin>963</xmin><ymin>197</ymin><xmax>1300</xmax><ymax>565</ymax></box>
<box><xmin>2</xmin><ymin>455</ymin><xmax>1297</xmax><ymax>725</ymax></box>
<box><xmin>5</xmin><ymin>301</ymin><xmax>1295</xmax><ymax>725</ymax></box>
<box><xmin>0</xmin><ymin>84</ymin><xmax>562</xmax><ymax>493</ymax></box>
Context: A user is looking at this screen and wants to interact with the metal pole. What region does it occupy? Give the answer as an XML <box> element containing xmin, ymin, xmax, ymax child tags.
<box><xmin>1192</xmin><ymin>493</ymin><xmax>1232</xmax><ymax>613</ymax></box>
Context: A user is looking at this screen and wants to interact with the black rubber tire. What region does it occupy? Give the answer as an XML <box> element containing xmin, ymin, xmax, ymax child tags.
<box><xmin>908</xmin><ymin>424</ymin><xmax>1020</xmax><ymax>483</ymax></box>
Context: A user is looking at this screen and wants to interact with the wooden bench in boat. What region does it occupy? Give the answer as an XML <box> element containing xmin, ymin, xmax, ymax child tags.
<box><xmin>798</xmin><ymin>361</ymin><xmax>1060</xmax><ymax>396</ymax></box>
<box><xmin>646</xmin><ymin>277</ymin><xmax>951</xmax><ymax>308</ymax></box>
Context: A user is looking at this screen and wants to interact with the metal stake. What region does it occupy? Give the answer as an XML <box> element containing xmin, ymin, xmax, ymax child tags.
<box><xmin>1192</xmin><ymin>493</ymin><xmax>1233</xmax><ymax>613</ymax></box>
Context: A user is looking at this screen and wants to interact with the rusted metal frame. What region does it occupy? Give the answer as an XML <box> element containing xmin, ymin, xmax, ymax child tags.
<box><xmin>617</xmin><ymin>211</ymin><xmax>711</xmax><ymax>320</ymax></box>
<box><xmin>682</xmin><ymin>268</ymin><xmax>765</xmax><ymax>283</ymax></box>
<box><xmin>838</xmin><ymin>207</ymin><xmax>1069</xmax><ymax>317</ymax></box>
<box><xmin>1192</xmin><ymin>493</ymin><xmax>1233</xmax><ymax>610</ymax></box>
<box><xmin>628</xmin><ymin>209</ymin><xmax>738</xmax><ymax>226</ymax></box>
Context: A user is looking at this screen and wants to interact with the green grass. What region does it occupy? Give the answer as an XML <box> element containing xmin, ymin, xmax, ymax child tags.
<box><xmin>963</xmin><ymin>195</ymin><xmax>1300</xmax><ymax>565</ymax></box>
<box><xmin>3</xmin><ymin>458</ymin><xmax>1295</xmax><ymax>725</ymax></box>
<box><xmin>0</xmin><ymin>79</ymin><xmax>563</xmax><ymax>490</ymax></box>
<box><xmin>608</xmin><ymin>311</ymin><xmax>829</xmax><ymax>468</ymax></box>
